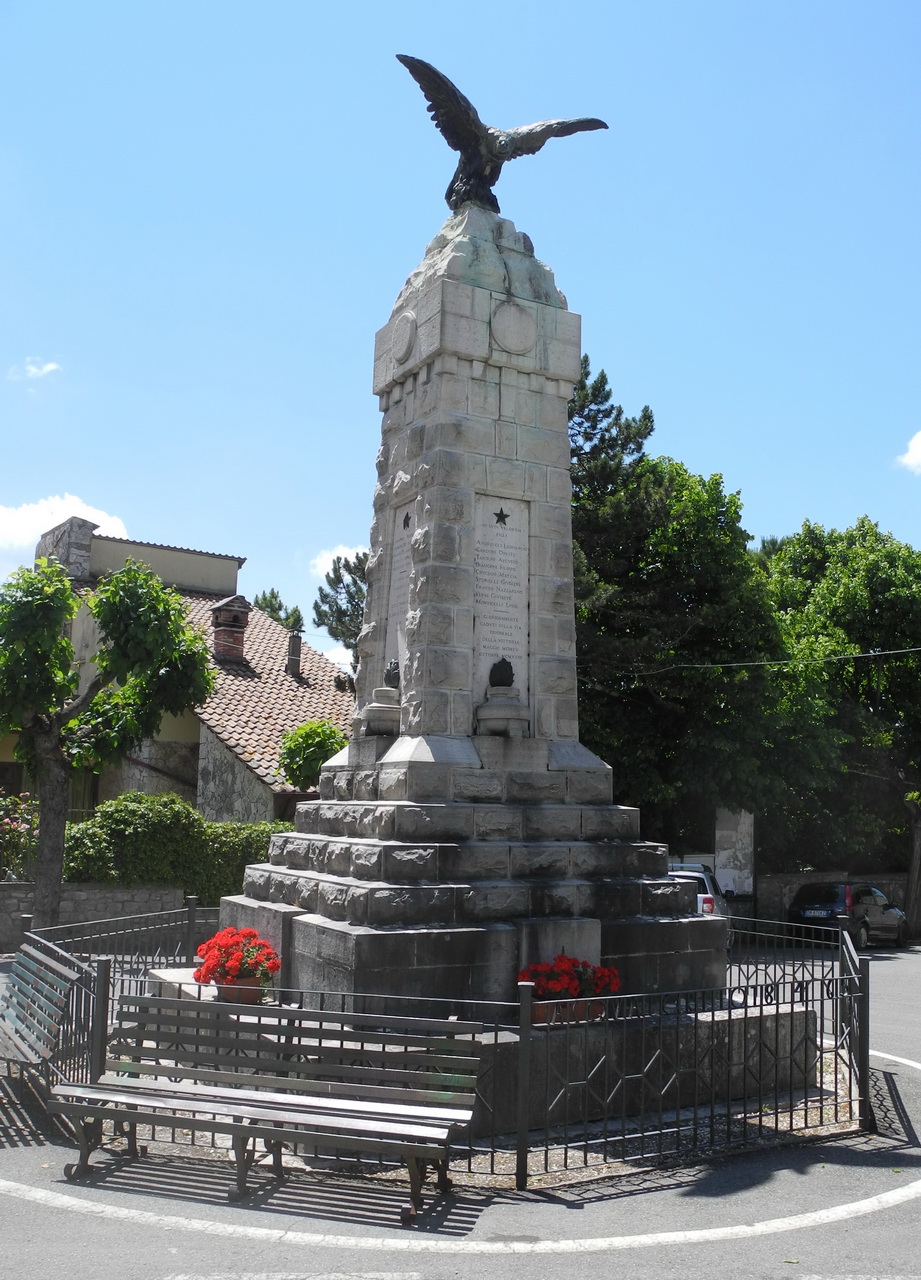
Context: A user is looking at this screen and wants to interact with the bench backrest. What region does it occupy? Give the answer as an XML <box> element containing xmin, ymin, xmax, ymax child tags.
<box><xmin>108</xmin><ymin>994</ymin><xmax>484</xmax><ymax>1110</ymax></box>
<box><xmin>0</xmin><ymin>938</ymin><xmax>86</xmax><ymax>1062</ymax></box>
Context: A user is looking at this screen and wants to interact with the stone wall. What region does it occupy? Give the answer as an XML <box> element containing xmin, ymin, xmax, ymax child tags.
<box><xmin>196</xmin><ymin>725</ymin><xmax>274</xmax><ymax>822</ymax></box>
<box><xmin>0</xmin><ymin>883</ymin><xmax>185</xmax><ymax>952</ymax></box>
<box><xmin>98</xmin><ymin>738</ymin><xmax>200</xmax><ymax>807</ymax></box>
<box><xmin>756</xmin><ymin>872</ymin><xmax>908</xmax><ymax>921</ymax></box>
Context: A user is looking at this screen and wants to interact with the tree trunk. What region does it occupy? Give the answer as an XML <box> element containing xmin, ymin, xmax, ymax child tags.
<box><xmin>30</xmin><ymin>751</ymin><xmax>71</xmax><ymax>929</ymax></box>
<box><xmin>904</xmin><ymin>800</ymin><xmax>921</xmax><ymax>941</ymax></box>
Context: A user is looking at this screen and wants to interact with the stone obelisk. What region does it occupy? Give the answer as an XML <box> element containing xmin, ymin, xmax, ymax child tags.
<box><xmin>225</xmin><ymin>207</ymin><xmax>726</xmax><ymax>1001</ymax></box>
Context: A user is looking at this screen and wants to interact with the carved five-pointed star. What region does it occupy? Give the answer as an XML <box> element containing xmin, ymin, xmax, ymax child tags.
<box><xmin>494</xmin><ymin>508</ymin><xmax>510</xmax><ymax>525</ymax></box>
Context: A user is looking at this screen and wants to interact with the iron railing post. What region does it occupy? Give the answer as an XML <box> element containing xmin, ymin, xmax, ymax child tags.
<box><xmin>857</xmin><ymin>955</ymin><xmax>875</xmax><ymax>1132</ymax></box>
<box><xmin>185</xmin><ymin>896</ymin><xmax>199</xmax><ymax>964</ymax></box>
<box><xmin>89</xmin><ymin>956</ymin><xmax>111</xmax><ymax>1083</ymax></box>
<box><xmin>516</xmin><ymin>980</ymin><xmax>533</xmax><ymax>1190</ymax></box>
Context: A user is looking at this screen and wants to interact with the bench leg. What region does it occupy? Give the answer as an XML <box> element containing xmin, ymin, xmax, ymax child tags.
<box><xmin>265</xmin><ymin>1138</ymin><xmax>287</xmax><ymax>1179</ymax></box>
<box><xmin>64</xmin><ymin>1118</ymin><xmax>103</xmax><ymax>1180</ymax></box>
<box><xmin>434</xmin><ymin>1158</ymin><xmax>453</xmax><ymax>1195</ymax></box>
<box><xmin>229</xmin><ymin>1125</ymin><xmax>256</xmax><ymax>1200</ymax></box>
<box><xmin>401</xmin><ymin>1156</ymin><xmax>425</xmax><ymax>1225</ymax></box>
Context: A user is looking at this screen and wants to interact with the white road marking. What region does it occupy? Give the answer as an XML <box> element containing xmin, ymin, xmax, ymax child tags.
<box><xmin>2</xmin><ymin>1174</ymin><xmax>921</xmax><ymax>1254</ymax></box>
<box><xmin>0</xmin><ymin>1046</ymin><xmax>917</xmax><ymax>1255</ymax></box>
<box><xmin>869</xmin><ymin>1049</ymin><xmax>921</xmax><ymax>1071</ymax></box>
<box><xmin>163</xmin><ymin>1274</ymin><xmax>421</xmax><ymax>1279</ymax></box>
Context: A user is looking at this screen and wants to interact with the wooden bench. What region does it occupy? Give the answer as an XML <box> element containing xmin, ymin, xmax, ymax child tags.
<box><xmin>48</xmin><ymin>993</ymin><xmax>484</xmax><ymax>1223</ymax></box>
<box><xmin>0</xmin><ymin>936</ymin><xmax>87</xmax><ymax>1096</ymax></box>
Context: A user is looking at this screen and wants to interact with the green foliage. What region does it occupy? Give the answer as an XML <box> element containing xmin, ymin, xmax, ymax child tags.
<box><xmin>758</xmin><ymin>517</ymin><xmax>921</xmax><ymax>877</ymax></box>
<box><xmin>0</xmin><ymin>790</ymin><xmax>39</xmax><ymax>879</ymax></box>
<box><xmin>311</xmin><ymin>552</ymin><xmax>367</xmax><ymax>671</ymax></box>
<box><xmin>569</xmin><ymin>362</ymin><xmax>783</xmax><ymax>844</ymax></box>
<box><xmin>0</xmin><ymin>559</ymin><xmax>78</xmax><ymax>737</ymax></box>
<box><xmin>62</xmin><ymin>791</ymin><xmax>292</xmax><ymax>905</ymax></box>
<box><xmin>278</xmin><ymin>719</ymin><xmax>348</xmax><ymax>790</ymax></box>
<box><xmin>253</xmin><ymin>588</ymin><xmax>304</xmax><ymax>633</ymax></box>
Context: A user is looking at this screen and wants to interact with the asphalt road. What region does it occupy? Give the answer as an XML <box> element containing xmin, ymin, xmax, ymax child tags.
<box><xmin>2</xmin><ymin>945</ymin><xmax>921</xmax><ymax>1280</ymax></box>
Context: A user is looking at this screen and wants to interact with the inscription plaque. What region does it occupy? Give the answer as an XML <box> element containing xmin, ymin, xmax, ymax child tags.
<box><xmin>473</xmin><ymin>496</ymin><xmax>529</xmax><ymax>704</ymax></box>
<box><xmin>385</xmin><ymin>503</ymin><xmax>415</xmax><ymax>673</ymax></box>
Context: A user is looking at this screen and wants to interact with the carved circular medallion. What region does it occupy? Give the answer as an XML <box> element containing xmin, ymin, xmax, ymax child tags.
<box><xmin>392</xmin><ymin>311</ymin><xmax>417</xmax><ymax>363</ymax></box>
<box><xmin>491</xmin><ymin>301</ymin><xmax>537</xmax><ymax>355</ymax></box>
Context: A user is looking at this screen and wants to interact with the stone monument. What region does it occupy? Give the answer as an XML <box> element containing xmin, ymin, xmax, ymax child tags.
<box><xmin>223</xmin><ymin>60</ymin><xmax>727</xmax><ymax>1001</ymax></box>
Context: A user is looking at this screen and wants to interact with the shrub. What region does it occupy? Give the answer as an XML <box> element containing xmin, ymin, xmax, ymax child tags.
<box><xmin>0</xmin><ymin>790</ymin><xmax>39</xmax><ymax>879</ymax></box>
<box><xmin>278</xmin><ymin>719</ymin><xmax>347</xmax><ymax>790</ymax></box>
<box><xmin>63</xmin><ymin>791</ymin><xmax>292</xmax><ymax>905</ymax></box>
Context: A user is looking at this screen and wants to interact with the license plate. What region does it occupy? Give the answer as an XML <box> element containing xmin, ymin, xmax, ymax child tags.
<box><xmin>804</xmin><ymin>910</ymin><xmax>828</xmax><ymax>918</ymax></box>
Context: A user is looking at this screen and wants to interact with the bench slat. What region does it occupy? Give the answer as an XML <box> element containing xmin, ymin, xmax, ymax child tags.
<box><xmin>104</xmin><ymin>1056</ymin><xmax>477</xmax><ymax>1106</ymax></box>
<box><xmin>77</xmin><ymin>1071</ymin><xmax>474</xmax><ymax>1124</ymax></box>
<box><xmin>120</xmin><ymin>995</ymin><xmax>483</xmax><ymax>1038</ymax></box>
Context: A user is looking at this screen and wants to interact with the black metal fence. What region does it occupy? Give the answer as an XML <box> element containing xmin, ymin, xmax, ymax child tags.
<box><xmin>31</xmin><ymin>899</ymin><xmax>219</xmax><ymax>1021</ymax></box>
<box><xmin>17</xmin><ymin>910</ymin><xmax>869</xmax><ymax>1188</ymax></box>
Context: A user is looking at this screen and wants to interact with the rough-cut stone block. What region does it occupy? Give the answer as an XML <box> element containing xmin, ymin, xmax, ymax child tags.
<box><xmin>581</xmin><ymin>806</ymin><xmax>640</xmax><ymax>839</ymax></box>
<box><xmin>382</xmin><ymin>845</ymin><xmax>438</xmax><ymax>881</ymax></box>
<box><xmin>522</xmin><ymin>806</ymin><xmax>581</xmax><ymax>840</ymax></box>
<box><xmin>474</xmin><ymin>806</ymin><xmax>523</xmax><ymax>840</ymax></box>
<box><xmin>452</xmin><ymin>768</ymin><xmax>503</xmax><ymax>802</ymax></box>
<box><xmin>537</xmin><ymin>657</ymin><xmax>577</xmax><ymax>696</ymax></box>
<box><xmin>350</xmin><ymin>844</ymin><xmax>383</xmax><ymax>879</ymax></box>
<box><xmin>505</xmin><ymin>771</ymin><xmax>566</xmax><ymax>804</ymax></box>
<box><xmin>461</xmin><ymin>882</ymin><xmax>530</xmax><ymax>921</ymax></box>
<box><xmin>530</xmin><ymin>882</ymin><xmax>582</xmax><ymax>917</ymax></box>
<box><xmin>393</xmin><ymin>803</ymin><xmax>475</xmax><ymax>841</ymax></box>
<box><xmin>437</xmin><ymin>842</ymin><xmax>509</xmax><ymax>880</ymax></box>
<box><xmin>509</xmin><ymin>843</ymin><xmax>570</xmax><ymax>879</ymax></box>
<box><xmin>565</xmin><ymin>769</ymin><xmax>613</xmax><ymax>804</ymax></box>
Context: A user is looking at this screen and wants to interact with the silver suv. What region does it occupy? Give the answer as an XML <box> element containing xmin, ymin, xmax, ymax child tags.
<box><xmin>668</xmin><ymin>861</ymin><xmax>733</xmax><ymax>932</ymax></box>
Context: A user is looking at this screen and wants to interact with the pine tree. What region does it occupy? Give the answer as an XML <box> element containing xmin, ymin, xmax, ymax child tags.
<box><xmin>311</xmin><ymin>553</ymin><xmax>368</xmax><ymax>672</ymax></box>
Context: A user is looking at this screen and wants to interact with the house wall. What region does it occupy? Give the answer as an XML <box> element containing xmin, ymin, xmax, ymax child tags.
<box><xmin>97</xmin><ymin>737</ymin><xmax>200</xmax><ymax>807</ymax></box>
<box><xmin>196</xmin><ymin>725</ymin><xmax>274</xmax><ymax>822</ymax></box>
<box><xmin>89</xmin><ymin>538</ymin><xmax>240</xmax><ymax>595</ymax></box>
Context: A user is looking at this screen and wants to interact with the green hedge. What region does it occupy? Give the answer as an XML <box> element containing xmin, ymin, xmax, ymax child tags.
<box><xmin>63</xmin><ymin>792</ymin><xmax>292</xmax><ymax>905</ymax></box>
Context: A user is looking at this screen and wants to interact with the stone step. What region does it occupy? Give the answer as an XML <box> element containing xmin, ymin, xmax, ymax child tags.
<box><xmin>268</xmin><ymin>832</ymin><xmax>667</xmax><ymax>882</ymax></box>
<box><xmin>294</xmin><ymin>800</ymin><xmax>640</xmax><ymax>843</ymax></box>
<box><xmin>242</xmin><ymin>863</ymin><xmax>695</xmax><ymax>928</ymax></box>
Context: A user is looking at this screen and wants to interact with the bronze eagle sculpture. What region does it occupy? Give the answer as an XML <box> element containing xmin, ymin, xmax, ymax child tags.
<box><xmin>397</xmin><ymin>55</ymin><xmax>608</xmax><ymax>214</ymax></box>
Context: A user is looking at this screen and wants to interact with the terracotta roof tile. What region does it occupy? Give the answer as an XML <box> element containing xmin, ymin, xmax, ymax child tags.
<box><xmin>182</xmin><ymin>593</ymin><xmax>353</xmax><ymax>792</ymax></box>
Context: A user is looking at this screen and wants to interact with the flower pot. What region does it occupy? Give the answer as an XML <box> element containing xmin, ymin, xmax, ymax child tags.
<box><xmin>212</xmin><ymin>976</ymin><xmax>264</xmax><ymax>1005</ymax></box>
<box><xmin>531</xmin><ymin>998</ymin><xmax>604</xmax><ymax>1026</ymax></box>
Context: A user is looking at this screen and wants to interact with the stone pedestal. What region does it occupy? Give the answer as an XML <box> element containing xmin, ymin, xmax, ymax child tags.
<box><xmin>225</xmin><ymin>207</ymin><xmax>727</xmax><ymax>1001</ymax></box>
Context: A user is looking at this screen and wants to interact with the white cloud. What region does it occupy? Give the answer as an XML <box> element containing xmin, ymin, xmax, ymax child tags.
<box><xmin>318</xmin><ymin>644</ymin><xmax>354</xmax><ymax>672</ymax></box>
<box><xmin>896</xmin><ymin>431</ymin><xmax>921</xmax><ymax>475</ymax></box>
<box><xmin>308</xmin><ymin>543</ymin><xmax>368</xmax><ymax>579</ymax></box>
<box><xmin>0</xmin><ymin>496</ymin><xmax>127</xmax><ymax>582</ymax></box>
<box><xmin>7</xmin><ymin>357</ymin><xmax>61</xmax><ymax>381</ymax></box>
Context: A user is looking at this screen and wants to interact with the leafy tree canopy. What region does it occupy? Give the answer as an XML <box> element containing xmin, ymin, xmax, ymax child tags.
<box><xmin>0</xmin><ymin>558</ymin><xmax>214</xmax><ymax>925</ymax></box>
<box><xmin>253</xmin><ymin>588</ymin><xmax>304</xmax><ymax>634</ymax></box>
<box><xmin>311</xmin><ymin>552</ymin><xmax>368</xmax><ymax>672</ymax></box>
<box><xmin>570</xmin><ymin>358</ymin><xmax>783</xmax><ymax>848</ymax></box>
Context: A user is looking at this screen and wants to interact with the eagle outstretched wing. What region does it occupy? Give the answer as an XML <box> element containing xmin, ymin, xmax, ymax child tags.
<box><xmin>396</xmin><ymin>55</ymin><xmax>485</xmax><ymax>155</ymax></box>
<box><xmin>506</xmin><ymin>118</ymin><xmax>608</xmax><ymax>158</ymax></box>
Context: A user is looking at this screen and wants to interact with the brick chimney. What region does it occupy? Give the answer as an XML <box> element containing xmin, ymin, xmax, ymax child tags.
<box><xmin>210</xmin><ymin>595</ymin><xmax>251</xmax><ymax>661</ymax></box>
<box><xmin>286</xmin><ymin>629</ymin><xmax>302</xmax><ymax>677</ymax></box>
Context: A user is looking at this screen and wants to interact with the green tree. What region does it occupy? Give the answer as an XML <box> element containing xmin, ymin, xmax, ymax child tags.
<box><xmin>278</xmin><ymin>720</ymin><xmax>348</xmax><ymax>790</ymax></box>
<box><xmin>253</xmin><ymin>588</ymin><xmax>304</xmax><ymax>633</ymax></box>
<box><xmin>0</xmin><ymin>559</ymin><xmax>214</xmax><ymax>926</ymax></box>
<box><xmin>311</xmin><ymin>552</ymin><xmax>368</xmax><ymax>671</ymax></box>
<box><xmin>569</xmin><ymin>359</ymin><xmax>784</xmax><ymax>847</ymax></box>
<box><xmin>764</xmin><ymin>518</ymin><xmax>921</xmax><ymax>931</ymax></box>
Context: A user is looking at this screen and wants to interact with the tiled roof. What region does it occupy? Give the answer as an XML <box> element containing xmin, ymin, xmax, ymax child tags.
<box><xmin>182</xmin><ymin>594</ymin><xmax>353</xmax><ymax>792</ymax></box>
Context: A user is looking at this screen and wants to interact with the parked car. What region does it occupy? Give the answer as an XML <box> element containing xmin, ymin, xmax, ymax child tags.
<box><xmin>786</xmin><ymin>882</ymin><xmax>909</xmax><ymax>949</ymax></box>
<box><xmin>668</xmin><ymin>862</ymin><xmax>733</xmax><ymax>940</ymax></box>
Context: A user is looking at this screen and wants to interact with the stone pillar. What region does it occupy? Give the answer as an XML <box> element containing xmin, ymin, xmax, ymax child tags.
<box><xmin>226</xmin><ymin>208</ymin><xmax>728</xmax><ymax>1001</ymax></box>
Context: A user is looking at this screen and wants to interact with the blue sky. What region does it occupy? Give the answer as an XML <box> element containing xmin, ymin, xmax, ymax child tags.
<box><xmin>2</xmin><ymin>1</ymin><xmax>919</xmax><ymax>663</ymax></box>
